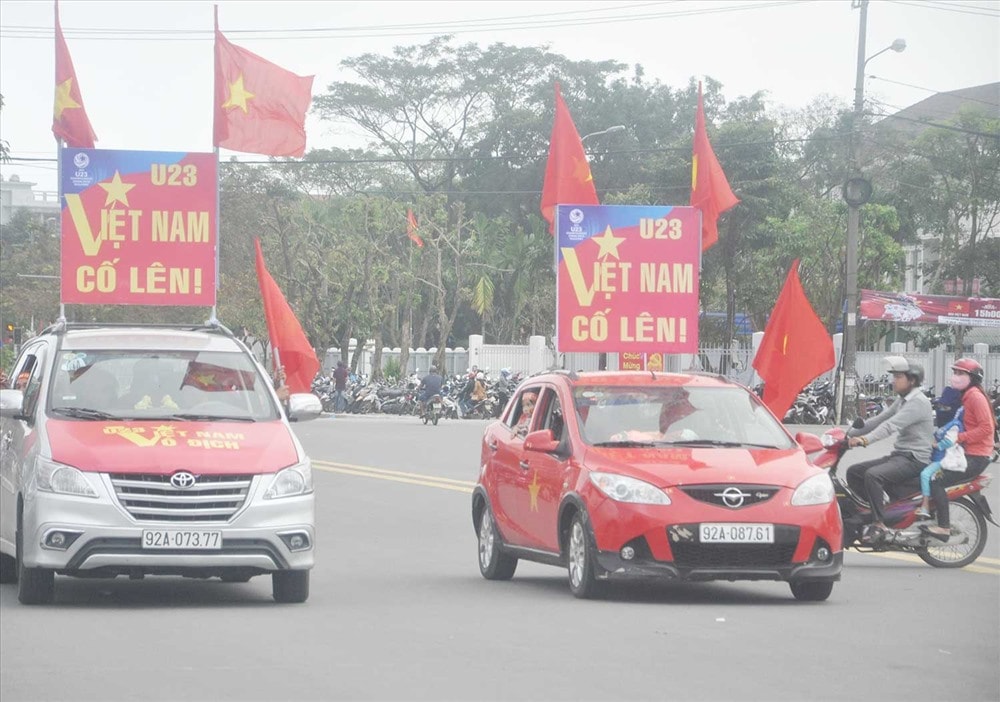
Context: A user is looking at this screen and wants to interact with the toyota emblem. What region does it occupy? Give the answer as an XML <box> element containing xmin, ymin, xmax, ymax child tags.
<box><xmin>714</xmin><ymin>486</ymin><xmax>749</xmax><ymax>508</ymax></box>
<box><xmin>170</xmin><ymin>472</ymin><xmax>197</xmax><ymax>490</ymax></box>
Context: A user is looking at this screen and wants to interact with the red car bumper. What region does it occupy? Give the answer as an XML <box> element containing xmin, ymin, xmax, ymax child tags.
<box><xmin>581</xmin><ymin>482</ymin><xmax>843</xmax><ymax>583</ymax></box>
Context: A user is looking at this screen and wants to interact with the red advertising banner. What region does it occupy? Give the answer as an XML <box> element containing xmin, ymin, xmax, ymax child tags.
<box><xmin>860</xmin><ymin>290</ymin><xmax>1000</xmax><ymax>327</ymax></box>
<box><xmin>555</xmin><ymin>205</ymin><xmax>701</xmax><ymax>353</ymax></box>
<box><xmin>60</xmin><ymin>148</ymin><xmax>217</xmax><ymax>306</ymax></box>
<box><xmin>619</xmin><ymin>352</ymin><xmax>646</xmax><ymax>371</ymax></box>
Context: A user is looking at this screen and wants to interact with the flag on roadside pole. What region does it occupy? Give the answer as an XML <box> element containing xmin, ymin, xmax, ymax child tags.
<box><xmin>254</xmin><ymin>238</ymin><xmax>320</xmax><ymax>394</ymax></box>
<box><xmin>214</xmin><ymin>9</ymin><xmax>314</xmax><ymax>157</ymax></box>
<box><xmin>540</xmin><ymin>83</ymin><xmax>599</xmax><ymax>234</ymax></box>
<box><xmin>752</xmin><ymin>260</ymin><xmax>835</xmax><ymax>421</ymax></box>
<box><xmin>52</xmin><ymin>0</ymin><xmax>97</xmax><ymax>147</ymax></box>
<box><xmin>691</xmin><ymin>81</ymin><xmax>738</xmax><ymax>252</ymax></box>
<box><xmin>406</xmin><ymin>209</ymin><xmax>424</xmax><ymax>248</ymax></box>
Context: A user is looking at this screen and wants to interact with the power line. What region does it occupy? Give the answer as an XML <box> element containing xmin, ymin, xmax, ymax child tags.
<box><xmin>888</xmin><ymin>0</ymin><xmax>1000</xmax><ymax>17</ymax></box>
<box><xmin>868</xmin><ymin>76</ymin><xmax>1000</xmax><ymax>108</ymax></box>
<box><xmin>869</xmin><ymin>111</ymin><xmax>1000</xmax><ymax>138</ymax></box>
<box><xmin>0</xmin><ymin>1</ymin><xmax>804</xmax><ymax>41</ymax></box>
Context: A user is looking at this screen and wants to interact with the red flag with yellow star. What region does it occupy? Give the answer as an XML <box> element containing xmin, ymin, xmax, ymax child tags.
<box><xmin>752</xmin><ymin>260</ymin><xmax>834</xmax><ymax>421</ymax></box>
<box><xmin>540</xmin><ymin>83</ymin><xmax>599</xmax><ymax>235</ymax></box>
<box><xmin>406</xmin><ymin>209</ymin><xmax>424</xmax><ymax>248</ymax></box>
<box><xmin>214</xmin><ymin>11</ymin><xmax>313</xmax><ymax>157</ymax></box>
<box><xmin>691</xmin><ymin>81</ymin><xmax>738</xmax><ymax>252</ymax></box>
<box><xmin>52</xmin><ymin>1</ymin><xmax>96</xmax><ymax>148</ymax></box>
<box><xmin>254</xmin><ymin>238</ymin><xmax>320</xmax><ymax>394</ymax></box>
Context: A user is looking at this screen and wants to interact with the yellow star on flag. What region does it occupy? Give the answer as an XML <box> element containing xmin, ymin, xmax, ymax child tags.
<box><xmin>691</xmin><ymin>153</ymin><xmax>699</xmax><ymax>189</ymax></box>
<box><xmin>98</xmin><ymin>171</ymin><xmax>135</xmax><ymax>208</ymax></box>
<box><xmin>592</xmin><ymin>226</ymin><xmax>626</xmax><ymax>260</ymax></box>
<box><xmin>572</xmin><ymin>156</ymin><xmax>594</xmax><ymax>183</ymax></box>
<box><xmin>528</xmin><ymin>470</ymin><xmax>541</xmax><ymax>512</ymax></box>
<box><xmin>53</xmin><ymin>78</ymin><xmax>81</xmax><ymax>120</ymax></box>
<box><xmin>223</xmin><ymin>74</ymin><xmax>255</xmax><ymax>113</ymax></box>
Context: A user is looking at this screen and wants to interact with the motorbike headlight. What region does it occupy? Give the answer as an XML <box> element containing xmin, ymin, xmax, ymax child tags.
<box><xmin>264</xmin><ymin>462</ymin><xmax>313</xmax><ymax>499</ymax></box>
<box><xmin>35</xmin><ymin>457</ymin><xmax>98</xmax><ymax>498</ymax></box>
<box><xmin>791</xmin><ymin>472</ymin><xmax>835</xmax><ymax>506</ymax></box>
<box><xmin>589</xmin><ymin>472</ymin><xmax>670</xmax><ymax>505</ymax></box>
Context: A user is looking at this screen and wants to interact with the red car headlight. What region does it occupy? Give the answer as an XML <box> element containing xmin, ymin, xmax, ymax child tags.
<box><xmin>589</xmin><ymin>472</ymin><xmax>671</xmax><ymax>505</ymax></box>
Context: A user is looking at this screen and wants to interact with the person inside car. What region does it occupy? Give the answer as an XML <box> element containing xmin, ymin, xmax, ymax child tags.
<box><xmin>514</xmin><ymin>391</ymin><xmax>538</xmax><ymax>438</ymax></box>
<box><xmin>846</xmin><ymin>356</ymin><xmax>934</xmax><ymax>533</ymax></box>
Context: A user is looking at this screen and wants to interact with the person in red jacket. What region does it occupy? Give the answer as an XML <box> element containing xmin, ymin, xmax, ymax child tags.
<box><xmin>924</xmin><ymin>358</ymin><xmax>997</xmax><ymax>538</ymax></box>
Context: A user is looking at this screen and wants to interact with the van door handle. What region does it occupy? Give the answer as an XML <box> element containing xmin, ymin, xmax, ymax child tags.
<box><xmin>519</xmin><ymin>460</ymin><xmax>530</xmax><ymax>471</ymax></box>
<box><xmin>487</xmin><ymin>440</ymin><xmax>498</xmax><ymax>451</ymax></box>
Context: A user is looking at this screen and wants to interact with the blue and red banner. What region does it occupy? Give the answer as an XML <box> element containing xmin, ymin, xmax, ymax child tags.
<box><xmin>555</xmin><ymin>205</ymin><xmax>701</xmax><ymax>353</ymax></box>
<box><xmin>60</xmin><ymin>148</ymin><xmax>217</xmax><ymax>306</ymax></box>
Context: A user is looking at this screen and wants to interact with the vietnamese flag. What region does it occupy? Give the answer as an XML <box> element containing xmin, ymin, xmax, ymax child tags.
<box><xmin>406</xmin><ymin>209</ymin><xmax>424</xmax><ymax>248</ymax></box>
<box><xmin>254</xmin><ymin>238</ymin><xmax>320</xmax><ymax>393</ymax></box>
<box><xmin>691</xmin><ymin>82</ymin><xmax>738</xmax><ymax>252</ymax></box>
<box><xmin>540</xmin><ymin>83</ymin><xmax>599</xmax><ymax>234</ymax></box>
<box><xmin>752</xmin><ymin>260</ymin><xmax>835</xmax><ymax>421</ymax></box>
<box><xmin>52</xmin><ymin>1</ymin><xmax>96</xmax><ymax>147</ymax></box>
<box><xmin>214</xmin><ymin>10</ymin><xmax>314</xmax><ymax>157</ymax></box>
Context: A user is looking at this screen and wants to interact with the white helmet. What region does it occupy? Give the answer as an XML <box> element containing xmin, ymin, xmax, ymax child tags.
<box><xmin>882</xmin><ymin>356</ymin><xmax>924</xmax><ymax>385</ymax></box>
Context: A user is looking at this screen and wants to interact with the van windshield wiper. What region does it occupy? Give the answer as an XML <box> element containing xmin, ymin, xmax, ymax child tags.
<box><xmin>50</xmin><ymin>407</ymin><xmax>121</xmax><ymax>420</ymax></box>
<box><xmin>160</xmin><ymin>413</ymin><xmax>256</xmax><ymax>422</ymax></box>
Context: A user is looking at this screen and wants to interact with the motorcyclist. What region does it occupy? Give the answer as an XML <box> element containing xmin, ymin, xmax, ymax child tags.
<box><xmin>418</xmin><ymin>365</ymin><xmax>444</xmax><ymax>416</ymax></box>
<box><xmin>845</xmin><ymin>356</ymin><xmax>934</xmax><ymax>531</ymax></box>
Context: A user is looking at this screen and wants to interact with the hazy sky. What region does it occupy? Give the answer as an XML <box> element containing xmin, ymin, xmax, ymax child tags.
<box><xmin>1</xmin><ymin>0</ymin><xmax>998</xmax><ymax>192</ymax></box>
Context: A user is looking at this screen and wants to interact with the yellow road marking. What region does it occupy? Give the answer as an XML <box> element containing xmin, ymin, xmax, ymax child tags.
<box><xmin>313</xmin><ymin>460</ymin><xmax>477</xmax><ymax>487</ymax></box>
<box><xmin>859</xmin><ymin>550</ymin><xmax>1000</xmax><ymax>575</ymax></box>
<box><xmin>313</xmin><ymin>463</ymin><xmax>474</xmax><ymax>494</ymax></box>
<box><xmin>975</xmin><ymin>555</ymin><xmax>1000</xmax><ymax>565</ymax></box>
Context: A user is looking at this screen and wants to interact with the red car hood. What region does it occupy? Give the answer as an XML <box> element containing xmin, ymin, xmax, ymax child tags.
<box><xmin>584</xmin><ymin>446</ymin><xmax>816</xmax><ymax>489</ymax></box>
<box><xmin>46</xmin><ymin>419</ymin><xmax>299</xmax><ymax>475</ymax></box>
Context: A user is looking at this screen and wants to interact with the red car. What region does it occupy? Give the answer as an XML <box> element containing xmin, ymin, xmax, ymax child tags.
<box><xmin>472</xmin><ymin>371</ymin><xmax>843</xmax><ymax>601</ymax></box>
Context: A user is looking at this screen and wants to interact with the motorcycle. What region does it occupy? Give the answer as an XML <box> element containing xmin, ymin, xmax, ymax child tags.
<box><xmin>804</xmin><ymin>425</ymin><xmax>997</xmax><ymax>568</ymax></box>
<box><xmin>421</xmin><ymin>394</ymin><xmax>443</xmax><ymax>426</ymax></box>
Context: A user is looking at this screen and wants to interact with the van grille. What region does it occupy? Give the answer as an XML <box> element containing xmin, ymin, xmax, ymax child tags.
<box><xmin>109</xmin><ymin>473</ymin><xmax>252</xmax><ymax>522</ymax></box>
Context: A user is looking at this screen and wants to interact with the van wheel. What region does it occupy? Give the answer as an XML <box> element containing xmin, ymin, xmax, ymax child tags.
<box><xmin>272</xmin><ymin>570</ymin><xmax>309</xmax><ymax>603</ymax></box>
<box><xmin>16</xmin><ymin>527</ymin><xmax>54</xmax><ymax>605</ymax></box>
<box><xmin>789</xmin><ymin>580</ymin><xmax>834</xmax><ymax>602</ymax></box>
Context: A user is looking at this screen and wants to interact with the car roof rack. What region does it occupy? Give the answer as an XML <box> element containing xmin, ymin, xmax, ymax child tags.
<box><xmin>39</xmin><ymin>319</ymin><xmax>237</xmax><ymax>338</ymax></box>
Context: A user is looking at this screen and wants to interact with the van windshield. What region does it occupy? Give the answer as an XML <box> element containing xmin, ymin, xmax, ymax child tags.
<box><xmin>48</xmin><ymin>350</ymin><xmax>280</xmax><ymax>421</ymax></box>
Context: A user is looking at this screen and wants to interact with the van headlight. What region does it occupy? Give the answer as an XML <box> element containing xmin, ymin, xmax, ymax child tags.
<box><xmin>589</xmin><ymin>472</ymin><xmax>670</xmax><ymax>505</ymax></box>
<box><xmin>264</xmin><ymin>462</ymin><xmax>313</xmax><ymax>499</ymax></box>
<box><xmin>791</xmin><ymin>473</ymin><xmax>835</xmax><ymax>506</ymax></box>
<box><xmin>35</xmin><ymin>458</ymin><xmax>98</xmax><ymax>498</ymax></box>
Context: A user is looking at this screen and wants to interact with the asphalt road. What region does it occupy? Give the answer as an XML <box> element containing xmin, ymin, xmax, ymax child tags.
<box><xmin>1</xmin><ymin>416</ymin><xmax>998</xmax><ymax>702</ymax></box>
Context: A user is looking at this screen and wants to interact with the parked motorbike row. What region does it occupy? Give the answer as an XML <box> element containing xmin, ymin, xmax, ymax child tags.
<box><xmin>310</xmin><ymin>370</ymin><xmax>524</xmax><ymax>421</ymax></box>
<box><xmin>781</xmin><ymin>379</ymin><xmax>836</xmax><ymax>425</ymax></box>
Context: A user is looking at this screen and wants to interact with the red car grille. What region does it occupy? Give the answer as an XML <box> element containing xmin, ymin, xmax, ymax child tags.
<box><xmin>668</xmin><ymin>524</ymin><xmax>801</xmax><ymax>568</ymax></box>
<box><xmin>679</xmin><ymin>484</ymin><xmax>780</xmax><ymax>509</ymax></box>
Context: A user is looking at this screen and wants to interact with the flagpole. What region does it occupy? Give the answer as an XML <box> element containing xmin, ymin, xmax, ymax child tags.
<box><xmin>55</xmin><ymin>1</ymin><xmax>65</xmax><ymax>324</ymax></box>
<box><xmin>210</xmin><ymin>4</ymin><xmax>220</xmax><ymax>326</ymax></box>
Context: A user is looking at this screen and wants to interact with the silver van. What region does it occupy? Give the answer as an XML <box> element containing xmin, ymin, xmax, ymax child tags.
<box><xmin>0</xmin><ymin>322</ymin><xmax>321</xmax><ymax>604</ymax></box>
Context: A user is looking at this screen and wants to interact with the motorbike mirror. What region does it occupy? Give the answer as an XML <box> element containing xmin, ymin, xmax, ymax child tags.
<box><xmin>795</xmin><ymin>432</ymin><xmax>824</xmax><ymax>453</ymax></box>
<box><xmin>524</xmin><ymin>429</ymin><xmax>560</xmax><ymax>453</ymax></box>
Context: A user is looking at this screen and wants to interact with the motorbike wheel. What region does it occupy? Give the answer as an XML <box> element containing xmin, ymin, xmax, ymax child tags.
<box><xmin>432</xmin><ymin>413</ymin><xmax>439</xmax><ymax>426</ymax></box>
<box><xmin>917</xmin><ymin>497</ymin><xmax>988</xmax><ymax>568</ymax></box>
<box><xmin>422</xmin><ymin>414</ymin><xmax>428</xmax><ymax>425</ymax></box>
<box><xmin>789</xmin><ymin>580</ymin><xmax>834</xmax><ymax>602</ymax></box>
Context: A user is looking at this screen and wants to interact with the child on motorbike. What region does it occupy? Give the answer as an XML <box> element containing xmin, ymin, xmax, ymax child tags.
<box><xmin>915</xmin><ymin>407</ymin><xmax>965</xmax><ymax>529</ymax></box>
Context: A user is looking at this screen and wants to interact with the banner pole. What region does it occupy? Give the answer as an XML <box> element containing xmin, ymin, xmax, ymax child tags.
<box><xmin>56</xmin><ymin>140</ymin><xmax>66</xmax><ymax>324</ymax></box>
<box><xmin>210</xmin><ymin>146</ymin><xmax>220</xmax><ymax>325</ymax></box>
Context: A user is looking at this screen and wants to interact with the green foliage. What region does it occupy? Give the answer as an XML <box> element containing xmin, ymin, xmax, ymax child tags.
<box><xmin>382</xmin><ymin>356</ymin><xmax>402</xmax><ymax>382</ymax></box>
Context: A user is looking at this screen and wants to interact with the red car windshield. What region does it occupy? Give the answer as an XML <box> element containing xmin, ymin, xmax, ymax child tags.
<box><xmin>573</xmin><ymin>385</ymin><xmax>794</xmax><ymax>449</ymax></box>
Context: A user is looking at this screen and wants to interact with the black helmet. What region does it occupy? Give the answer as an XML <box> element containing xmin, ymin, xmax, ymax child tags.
<box><xmin>429</xmin><ymin>365</ymin><xmax>438</xmax><ymax>374</ymax></box>
<box><xmin>883</xmin><ymin>356</ymin><xmax>923</xmax><ymax>385</ymax></box>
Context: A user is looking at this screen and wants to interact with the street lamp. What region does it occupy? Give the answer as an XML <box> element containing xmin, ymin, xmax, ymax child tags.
<box><xmin>578</xmin><ymin>124</ymin><xmax>626</xmax><ymax>371</ymax></box>
<box><xmin>838</xmin><ymin>0</ymin><xmax>906</xmax><ymax>422</ymax></box>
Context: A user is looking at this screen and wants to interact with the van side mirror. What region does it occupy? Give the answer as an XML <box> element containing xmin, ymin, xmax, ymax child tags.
<box><xmin>0</xmin><ymin>389</ymin><xmax>25</xmax><ymax>419</ymax></box>
<box><xmin>287</xmin><ymin>393</ymin><xmax>323</xmax><ymax>422</ymax></box>
<box><xmin>524</xmin><ymin>429</ymin><xmax>560</xmax><ymax>453</ymax></box>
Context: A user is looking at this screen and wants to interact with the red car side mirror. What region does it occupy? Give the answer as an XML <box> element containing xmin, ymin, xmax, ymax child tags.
<box><xmin>795</xmin><ymin>432</ymin><xmax>824</xmax><ymax>452</ymax></box>
<box><xmin>524</xmin><ymin>429</ymin><xmax>559</xmax><ymax>453</ymax></box>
